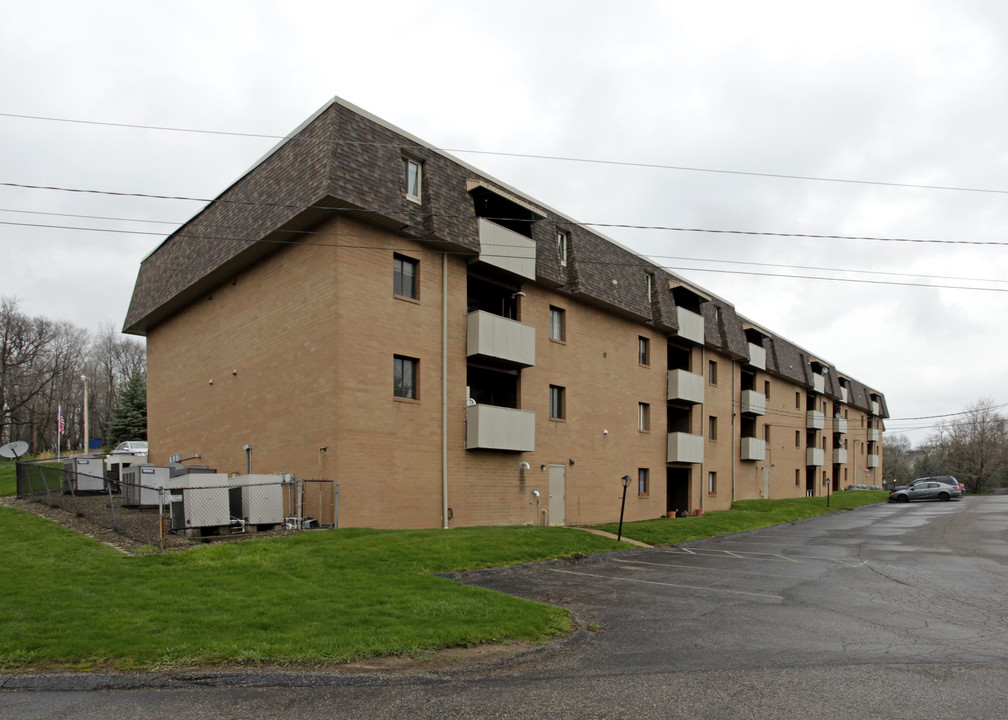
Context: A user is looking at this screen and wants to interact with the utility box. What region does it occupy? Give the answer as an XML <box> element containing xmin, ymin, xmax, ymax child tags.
<box><xmin>232</xmin><ymin>474</ymin><xmax>285</xmax><ymax>525</ymax></box>
<box><xmin>63</xmin><ymin>457</ymin><xmax>104</xmax><ymax>493</ymax></box>
<box><xmin>167</xmin><ymin>473</ymin><xmax>231</xmax><ymax>529</ymax></box>
<box><xmin>121</xmin><ymin>465</ymin><xmax>170</xmax><ymax>507</ymax></box>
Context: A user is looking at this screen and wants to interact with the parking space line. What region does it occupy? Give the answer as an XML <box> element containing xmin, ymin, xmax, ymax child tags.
<box><xmin>548</xmin><ymin>568</ymin><xmax>784</xmax><ymax>600</ymax></box>
<box><xmin>661</xmin><ymin>547</ymin><xmax>862</xmax><ymax>567</ymax></box>
<box><xmin>612</xmin><ymin>557</ymin><xmax>814</xmax><ymax>580</ymax></box>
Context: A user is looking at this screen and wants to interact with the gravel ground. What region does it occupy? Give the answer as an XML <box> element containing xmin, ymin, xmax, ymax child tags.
<box><xmin>1</xmin><ymin>493</ymin><xmax>300</xmax><ymax>554</ymax></box>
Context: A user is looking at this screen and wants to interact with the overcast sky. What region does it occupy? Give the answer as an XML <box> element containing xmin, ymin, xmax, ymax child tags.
<box><xmin>3</xmin><ymin>0</ymin><xmax>1007</xmax><ymax>445</ymax></box>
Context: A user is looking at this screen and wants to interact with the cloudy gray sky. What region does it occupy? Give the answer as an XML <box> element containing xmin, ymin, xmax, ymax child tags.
<box><xmin>3</xmin><ymin>0</ymin><xmax>1007</xmax><ymax>445</ymax></box>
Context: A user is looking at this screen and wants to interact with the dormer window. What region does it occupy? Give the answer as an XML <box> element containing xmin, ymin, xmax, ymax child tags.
<box><xmin>402</xmin><ymin>156</ymin><xmax>422</xmax><ymax>203</ymax></box>
<box><xmin>557</xmin><ymin>230</ymin><xmax>568</xmax><ymax>266</ymax></box>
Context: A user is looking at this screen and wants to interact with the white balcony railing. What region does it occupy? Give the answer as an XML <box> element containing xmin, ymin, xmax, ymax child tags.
<box><xmin>741</xmin><ymin>390</ymin><xmax>766</xmax><ymax>416</ymax></box>
<box><xmin>668</xmin><ymin>369</ymin><xmax>704</xmax><ymax>404</ymax></box>
<box><xmin>466</xmin><ymin>311</ymin><xmax>535</xmax><ymax>367</ymax></box>
<box><xmin>833</xmin><ymin>448</ymin><xmax>848</xmax><ymax>465</ymax></box>
<box><xmin>871</xmin><ymin>400</ymin><xmax>881</xmax><ymax>415</ymax></box>
<box><xmin>867</xmin><ymin>428</ymin><xmax>880</xmax><ymax>442</ymax></box>
<box><xmin>676</xmin><ymin>307</ymin><xmax>705</xmax><ymax>345</ymax></box>
<box><xmin>867</xmin><ymin>454</ymin><xmax>880</xmax><ymax>468</ymax></box>
<box><xmin>807</xmin><ymin>447</ymin><xmax>825</xmax><ymax>467</ymax></box>
<box><xmin>667</xmin><ymin>432</ymin><xmax>704</xmax><ymax>464</ymax></box>
<box><xmin>465</xmin><ymin>404</ymin><xmax>535</xmax><ymax>452</ymax></box>
<box><xmin>807</xmin><ymin>410</ymin><xmax>825</xmax><ymax>431</ymax></box>
<box><xmin>833</xmin><ymin>417</ymin><xmax>848</xmax><ymax>434</ymax></box>
<box><xmin>476</xmin><ymin>218</ymin><xmax>536</xmax><ymax>280</ymax></box>
<box><xmin>746</xmin><ymin>342</ymin><xmax>766</xmax><ymax>371</ymax></box>
<box><xmin>741</xmin><ymin>437</ymin><xmax>766</xmax><ymax>461</ymax></box>
<box><xmin>813</xmin><ymin>373</ymin><xmax>825</xmax><ymax>394</ymax></box>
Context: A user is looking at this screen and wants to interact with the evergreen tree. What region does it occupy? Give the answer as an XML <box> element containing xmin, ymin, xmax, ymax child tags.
<box><xmin>106</xmin><ymin>371</ymin><xmax>147</xmax><ymax>447</ymax></box>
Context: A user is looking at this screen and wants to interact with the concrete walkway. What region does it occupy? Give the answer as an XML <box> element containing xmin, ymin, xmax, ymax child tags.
<box><xmin>576</xmin><ymin>526</ymin><xmax>652</xmax><ymax>548</ymax></box>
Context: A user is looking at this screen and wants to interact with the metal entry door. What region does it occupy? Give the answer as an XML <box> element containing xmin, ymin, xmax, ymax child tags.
<box><xmin>548</xmin><ymin>464</ymin><xmax>566</xmax><ymax>526</ymax></box>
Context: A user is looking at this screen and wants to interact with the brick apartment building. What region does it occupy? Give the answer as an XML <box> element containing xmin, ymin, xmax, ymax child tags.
<box><xmin>124</xmin><ymin>97</ymin><xmax>887</xmax><ymax>530</ymax></box>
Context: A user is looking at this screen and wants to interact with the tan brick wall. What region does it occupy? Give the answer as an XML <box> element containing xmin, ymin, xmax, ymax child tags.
<box><xmin>146</xmin><ymin>215</ymin><xmax>882</xmax><ymax>529</ymax></box>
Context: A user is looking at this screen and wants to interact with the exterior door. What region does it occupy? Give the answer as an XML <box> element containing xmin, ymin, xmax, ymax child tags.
<box><xmin>548</xmin><ymin>464</ymin><xmax>566</xmax><ymax>526</ymax></box>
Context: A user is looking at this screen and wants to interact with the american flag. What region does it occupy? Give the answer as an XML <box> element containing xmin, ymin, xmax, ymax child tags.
<box><xmin>58</xmin><ymin>405</ymin><xmax>64</xmax><ymax>435</ymax></box>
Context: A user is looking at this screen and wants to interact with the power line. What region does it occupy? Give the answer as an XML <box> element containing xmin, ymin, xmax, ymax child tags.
<box><xmin>5</xmin><ymin>181</ymin><xmax>1008</xmax><ymax>249</ymax></box>
<box><xmin>5</xmin><ymin>110</ymin><xmax>1008</xmax><ymax>197</ymax></box>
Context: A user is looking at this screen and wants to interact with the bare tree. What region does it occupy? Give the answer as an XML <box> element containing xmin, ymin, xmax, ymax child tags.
<box><xmin>931</xmin><ymin>398</ymin><xmax>1008</xmax><ymax>495</ymax></box>
<box><xmin>0</xmin><ymin>297</ymin><xmax>63</xmax><ymax>449</ymax></box>
<box><xmin>882</xmin><ymin>434</ymin><xmax>913</xmax><ymax>486</ymax></box>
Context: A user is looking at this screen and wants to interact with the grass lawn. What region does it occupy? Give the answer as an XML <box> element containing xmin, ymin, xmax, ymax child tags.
<box><xmin>0</xmin><ymin>462</ymin><xmax>15</xmax><ymax>497</ymax></box>
<box><xmin>0</xmin><ymin>509</ymin><xmax>623</xmax><ymax>670</ymax></box>
<box><xmin>593</xmin><ymin>491</ymin><xmax>889</xmax><ymax>546</ymax></box>
<box><xmin>0</xmin><ymin>489</ymin><xmax>888</xmax><ymax>670</ymax></box>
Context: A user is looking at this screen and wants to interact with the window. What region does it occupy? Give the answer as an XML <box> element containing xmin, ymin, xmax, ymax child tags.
<box><xmin>764</xmin><ymin>424</ymin><xmax>771</xmax><ymax>443</ymax></box>
<box><xmin>764</xmin><ymin>380</ymin><xmax>770</xmax><ymax>399</ymax></box>
<box><xmin>795</xmin><ymin>469</ymin><xmax>801</xmax><ymax>486</ymax></box>
<box><xmin>708</xmin><ymin>360</ymin><xmax>718</xmax><ymax>385</ymax></box>
<box><xmin>550</xmin><ymin>385</ymin><xmax>565</xmax><ymax>420</ymax></box>
<box><xmin>402</xmin><ymin>156</ymin><xmax>422</xmax><ymax>202</ymax></box>
<box><xmin>795</xmin><ymin>391</ymin><xmax>801</xmax><ymax>409</ymax></box>
<box><xmin>557</xmin><ymin>230</ymin><xmax>568</xmax><ymax>266</ymax></box>
<box><xmin>638</xmin><ymin>468</ymin><xmax>649</xmax><ymax>496</ymax></box>
<box><xmin>645</xmin><ymin>274</ymin><xmax>653</xmax><ymax>302</ymax></box>
<box><xmin>795</xmin><ymin>430</ymin><xmax>801</xmax><ymax>447</ymax></box>
<box><xmin>638</xmin><ymin>402</ymin><xmax>650</xmax><ymax>431</ymax></box>
<box><xmin>393</xmin><ymin>355</ymin><xmax>418</xmax><ymax>399</ymax></box>
<box><xmin>638</xmin><ymin>336</ymin><xmax>650</xmax><ymax>366</ymax></box>
<box><xmin>708</xmin><ymin>471</ymin><xmax>717</xmax><ymax>494</ymax></box>
<box><xmin>709</xmin><ymin>416</ymin><xmax>718</xmax><ymax>441</ymax></box>
<box><xmin>549</xmin><ymin>306</ymin><xmax>565</xmax><ymax>341</ymax></box>
<box><xmin>393</xmin><ymin>254</ymin><xmax>418</xmax><ymax>299</ymax></box>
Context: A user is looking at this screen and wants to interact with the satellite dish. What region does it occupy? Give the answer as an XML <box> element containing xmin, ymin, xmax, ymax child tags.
<box><xmin>0</xmin><ymin>440</ymin><xmax>29</xmax><ymax>459</ymax></box>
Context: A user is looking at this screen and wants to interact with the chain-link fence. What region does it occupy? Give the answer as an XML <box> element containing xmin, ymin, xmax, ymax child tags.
<box><xmin>15</xmin><ymin>461</ymin><xmax>337</xmax><ymax>550</ymax></box>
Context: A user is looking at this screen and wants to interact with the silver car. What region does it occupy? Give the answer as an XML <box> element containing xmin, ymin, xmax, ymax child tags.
<box><xmin>889</xmin><ymin>480</ymin><xmax>961</xmax><ymax>503</ymax></box>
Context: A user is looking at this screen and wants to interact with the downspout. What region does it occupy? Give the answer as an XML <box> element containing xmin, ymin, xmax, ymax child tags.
<box><xmin>700</xmin><ymin>346</ymin><xmax>706</xmax><ymax>514</ymax></box>
<box><xmin>731</xmin><ymin>360</ymin><xmax>737</xmax><ymax>503</ymax></box>
<box><xmin>442</xmin><ymin>250</ymin><xmax>449</xmax><ymax>529</ymax></box>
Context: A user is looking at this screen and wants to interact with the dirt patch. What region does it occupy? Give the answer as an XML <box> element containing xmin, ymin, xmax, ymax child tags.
<box><xmin>0</xmin><ymin>495</ymin><xmax>300</xmax><ymax>554</ymax></box>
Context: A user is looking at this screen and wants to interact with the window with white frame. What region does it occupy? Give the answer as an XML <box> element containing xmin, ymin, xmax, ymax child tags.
<box><xmin>638</xmin><ymin>336</ymin><xmax>650</xmax><ymax>366</ymax></box>
<box><xmin>402</xmin><ymin>156</ymin><xmax>422</xmax><ymax>202</ymax></box>
<box><xmin>556</xmin><ymin>229</ymin><xmax>568</xmax><ymax>266</ymax></box>
<box><xmin>638</xmin><ymin>402</ymin><xmax>650</xmax><ymax>432</ymax></box>
<box><xmin>708</xmin><ymin>471</ymin><xmax>717</xmax><ymax>494</ymax></box>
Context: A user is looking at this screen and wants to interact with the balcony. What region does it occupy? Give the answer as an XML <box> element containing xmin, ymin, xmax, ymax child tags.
<box><xmin>676</xmin><ymin>307</ymin><xmax>705</xmax><ymax>345</ymax></box>
<box><xmin>667</xmin><ymin>432</ymin><xmax>704</xmax><ymax>464</ymax></box>
<box><xmin>833</xmin><ymin>448</ymin><xmax>848</xmax><ymax>465</ymax></box>
<box><xmin>746</xmin><ymin>342</ymin><xmax>766</xmax><ymax>370</ymax></box>
<box><xmin>667</xmin><ymin>369</ymin><xmax>704</xmax><ymax>404</ymax></box>
<box><xmin>741</xmin><ymin>437</ymin><xmax>765</xmax><ymax>461</ymax></box>
<box><xmin>807</xmin><ymin>447</ymin><xmax>825</xmax><ymax>467</ymax></box>
<box><xmin>741</xmin><ymin>390</ymin><xmax>766</xmax><ymax>416</ymax></box>
<box><xmin>871</xmin><ymin>399</ymin><xmax>880</xmax><ymax>415</ymax></box>
<box><xmin>476</xmin><ymin>218</ymin><xmax>536</xmax><ymax>281</ymax></box>
<box><xmin>867</xmin><ymin>428</ymin><xmax>880</xmax><ymax>442</ymax></box>
<box><xmin>867</xmin><ymin>454</ymin><xmax>880</xmax><ymax>468</ymax></box>
<box><xmin>840</xmin><ymin>386</ymin><xmax>849</xmax><ymax>403</ymax></box>
<box><xmin>806</xmin><ymin>410</ymin><xmax>825</xmax><ymax>430</ymax></box>
<box><xmin>813</xmin><ymin>373</ymin><xmax>825</xmax><ymax>394</ymax></box>
<box><xmin>833</xmin><ymin>417</ymin><xmax>848</xmax><ymax>434</ymax></box>
<box><xmin>466</xmin><ymin>311</ymin><xmax>535</xmax><ymax>367</ymax></box>
<box><xmin>465</xmin><ymin>404</ymin><xmax>535</xmax><ymax>452</ymax></box>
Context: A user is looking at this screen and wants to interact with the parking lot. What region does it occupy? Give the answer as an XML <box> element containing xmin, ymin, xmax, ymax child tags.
<box><xmin>5</xmin><ymin>497</ymin><xmax>1008</xmax><ymax>719</ymax></box>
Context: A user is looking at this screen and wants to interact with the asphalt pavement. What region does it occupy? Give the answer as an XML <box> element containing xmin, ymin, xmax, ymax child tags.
<box><xmin>4</xmin><ymin>496</ymin><xmax>1008</xmax><ymax>719</ymax></box>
